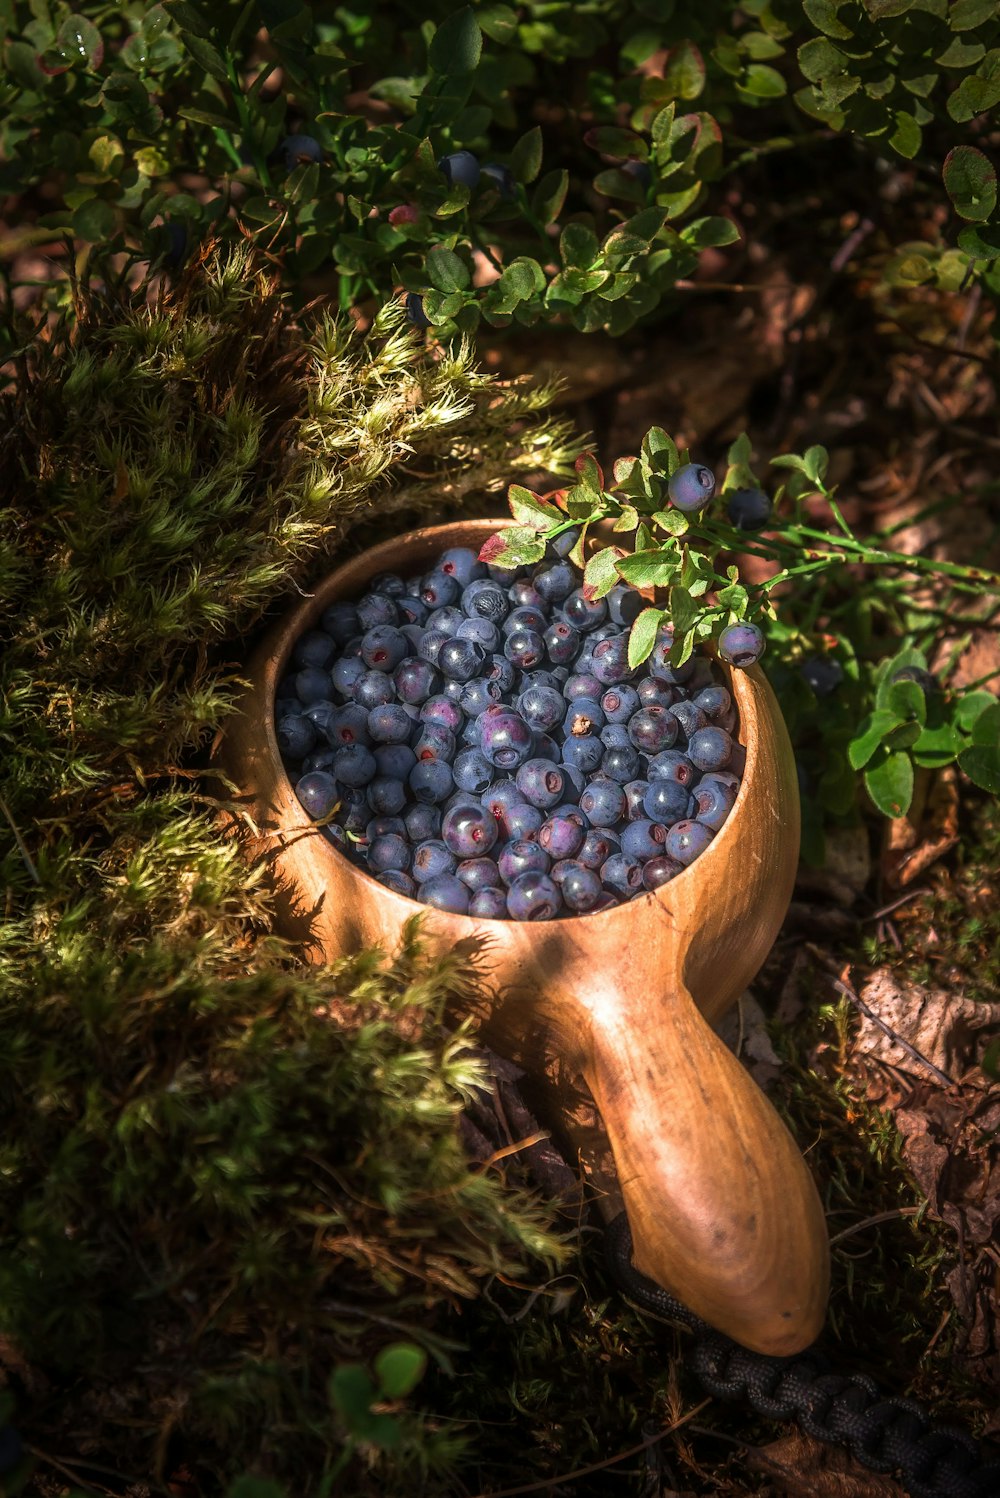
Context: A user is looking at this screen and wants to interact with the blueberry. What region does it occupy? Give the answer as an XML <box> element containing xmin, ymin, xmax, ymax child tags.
<box><xmin>418</xmin><ymin>630</ymin><xmax>450</xmax><ymax>667</ymax></box>
<box><xmin>628</xmin><ymin>706</ymin><xmax>678</xmax><ymax>754</ymax></box>
<box><xmin>452</xmin><ymin>857</ymin><xmax>500</xmax><ymax>893</ymax></box>
<box><xmin>693</xmin><ymin>685</ymin><xmax>731</xmax><ymax>721</ymax></box>
<box><xmin>563</xmin><ymin>589</ymin><xmax>608</xmax><ymax>633</ymax></box>
<box><xmin>727</xmin><ymin>486</ymin><xmax>772</xmax><ymax>530</ymax></box>
<box><xmin>470</xmin><ymin>887</ymin><xmax>508</xmax><ymax>918</ymax></box>
<box><xmin>361</xmin><ymin>625</ymin><xmax>409</xmax><ymax>672</ymax></box>
<box><xmin>420</xmin><ymin>873</ymin><xmax>471</xmax><ymax>914</ymax></box>
<box><xmin>518</xmin><ymin>684</ymin><xmax>566</xmax><ymax>733</ymax></box>
<box><xmin>368</xmin><ymin>704</ymin><xmax>412</xmax><ymax>745</ymax></box>
<box><xmin>620</xmin><ymin>819</ymin><xmax>667</xmax><ymax>861</ymax></box>
<box><xmin>367</xmin><ymin>814</ymin><xmax>407</xmax><ymax>840</ymax></box>
<box><xmin>480</xmin><ymin>160</ymin><xmax>515</xmax><ymax>197</ymax></box>
<box><xmin>505</xmin><ymin>801</ymin><xmax>545</xmax><ymax>841</ymax></box>
<box><xmin>409</xmin><ymin>759</ymin><xmax>455</xmax><ymax>804</ymax></box>
<box><xmin>438</xmin><ymin>149</ymin><xmax>480</xmax><ymax>189</ymax></box>
<box><xmin>441</xmin><ymin>802</ymin><xmax>498</xmax><ymax>860</ymax></box>
<box><xmin>539</xmin><ymin>815</ymin><xmax>586</xmax><ymax>860</ymax></box>
<box><xmin>564</xmin><ymin>697</ymin><xmax>605</xmax><ymax>738</ymax></box>
<box><xmin>687</xmin><ymin>657</ymin><xmax>717</xmax><ymax>693</ymax></box>
<box><xmin>647</xmin><ymin>749</ymin><xmax>698</xmax><ymax>787</ymax></box>
<box><xmin>591</xmin><ymin>634</ymin><xmax>634</xmax><ymax>686</ymax></box>
<box><xmin>367</xmin><ymin>775</ymin><xmax>408</xmax><ymax>816</ymax></box>
<box><xmin>480</xmin><ymin>780</ymin><xmax>522</xmax><ymax>836</ymax></box>
<box><xmin>354</xmin><ymin>670</ymin><xmax>396</xmax><ymax>710</ymax></box>
<box><xmin>439</xmin><ymin>637</ymin><xmax>487</xmax><ymax>682</ymax></box>
<box><xmin>485</xmin><ymin>653</ymin><xmax>517</xmax><ymax>693</ymax></box>
<box><xmin>419</xmin><ymin>570</ymin><xmax>460</xmax><ymax>610</ymax></box>
<box><xmin>398</xmin><ymin>596</ymin><xmax>430</xmax><ymax>628</ymax></box>
<box><xmin>337</xmin><ymin>786</ymin><xmax>371</xmax><ymax>834</ymax></box>
<box><xmin>580</xmin><ymin>779</ymin><xmax>626</xmax><ymax>827</ymax></box>
<box><xmin>460</xmin><ymin>715</ymin><xmax>483</xmax><ymax>748</ymax></box>
<box><xmin>413</xmin><ymin>724</ymin><xmax>457</xmax><ymax>762</ymax></box>
<box><xmin>420</xmin><ymin>694</ymin><xmax>464</xmax><ymax>732</ymax></box>
<box><xmin>405</xmin><ymin>803</ymin><xmax>441</xmax><ymax>842</ymax></box>
<box><xmin>357</xmin><ymin>593</ymin><xmax>399</xmax><ymax>630</ymax></box>
<box><xmin>690</xmin><ymin>775</ymin><xmax>735</xmax><ymax>831</ymax></box>
<box><xmin>406</xmin><ymin>292</ymin><xmax>431</xmax><ymax>329</ymax></box>
<box><xmin>664</xmin><ymin>820</ymin><xmax>714</xmax><ymax>866</ymax></box>
<box><xmin>457</xmin><ymin>617</ymin><xmax>501</xmax><ymax>654</ymax></box>
<box><xmin>506</xmin><ymin>870</ymin><xmax>562</xmax><ymax>920</ymax></box>
<box><xmin>498</xmin><ymin>840</ymin><xmax>551</xmax><ymax>885</ymax></box>
<box><xmin>600</xmin><ymin>723</ymin><xmax>631</xmax><ymax>751</ymax></box>
<box><xmin>548</xmin><ymin>528</ymin><xmax>580</xmax><ymax>559</ymax></box>
<box><xmin>277</xmin><ymin>714</ymin><xmax>318</xmax><ymax>760</ymax></box>
<box><xmin>295</xmin><ymin>666</ymin><xmax>334</xmax><ymax>705</ymax></box>
<box><xmin>277</xmin><ymin>133</ymin><xmax>323</xmax><ymax>169</ymax></box>
<box><xmin>303</xmin><ymin>747</ymin><xmax>338</xmax><ymax>775</ymax></box>
<box><xmin>643</xmin><ymin>778</ymin><xmax>691</xmax><ymax>825</ymax></box>
<box><xmin>718</xmin><ymin>622</ymin><xmax>765</xmax><ymax>668</ymax></box>
<box><xmin>462</xmin><ymin>579</ymin><xmax>510</xmax><ymax>624</ymax></box>
<box><xmin>395</xmin><ymin>657</ymin><xmax>441</xmax><ymax>704</ymax></box>
<box><xmin>321</xmin><ymin>602</ymin><xmax>360</xmax><ymax>644</ymax></box>
<box><xmin>558</xmin><ymin>862</ymin><xmax>604</xmax><ymax>913</ymax></box>
<box><xmin>438</xmin><ymin>547</ymin><xmax>486</xmax><ymax>587</ymax></box>
<box><xmin>564</xmin><ymin>670</ymin><xmax>602</xmax><ymax>701</ymax></box>
<box><xmin>600</xmin><ymin>685</ymin><xmax>640</xmax><ymax>724</ymax></box>
<box><xmin>479</xmin><ymin>707</ymin><xmax>534</xmax><ymax>769</ymax></box>
<box><xmin>503</xmin><ymin>605</ymin><xmax>546</xmax><ymax>638</ymax></box>
<box><xmin>669</xmin><ymin>700</ymin><xmax>708</xmax><ymax>740</ymax></box>
<box><xmin>643</xmin><ymin>856</ymin><xmax>684</xmax><ymax>890</ymax></box>
<box><xmin>534</xmin><ymin>560</ymin><xmax>576</xmax><ymax>604</ymax></box>
<box><xmin>606</xmin><ymin>585</ymin><xmax>644</xmax><ymax>627</ymax></box>
<box><xmin>333</xmin><ymin>744</ymin><xmax>377</xmax><ymax>787</ymax></box>
<box><xmin>293</xmin><ymin>629</ymin><xmax>336</xmax><ymax>670</ymax></box>
<box><xmin>622</xmin><ymin>158</ymin><xmax>652</xmax><ymax>187</ymax></box>
<box><xmin>453</xmin><ymin>747</ymin><xmax>495</xmax><ymax>794</ymax></box>
<box><xmin>601</xmin><ymin>744</ymin><xmax>643</xmax><ymax>784</ymax></box>
<box><xmin>561</xmin><ymin>735</ymin><xmax>603</xmax><ymax>774</ymax></box>
<box><xmin>515</xmin><ymin>758</ymin><xmax>566</xmax><ymax>810</ymax></box>
<box><xmin>668</xmin><ymin>462</ymin><xmax>716</xmax><ymax>512</ymax></box>
<box><xmin>504</xmin><ymin>628</ymin><xmax>546</xmax><ymax>671</ymax></box>
<box><xmin>295</xmin><ymin>770</ymin><xmax>340</xmax><ymax>820</ymax></box>
<box><xmin>380</xmin><ymin>869</ymin><xmax>418</xmax><ymax>898</ymax></box>
<box><xmin>543</xmin><ymin>618</ymin><xmax>581</xmax><ymax>665</ymax></box>
<box><xmin>688</xmin><ymin>726</ymin><xmax>733</xmax><ymax>772</ymax></box>
<box><xmin>601</xmin><ymin>853</ymin><xmax>644</xmax><ymax>896</ymax></box>
<box><xmin>412</xmin><ymin>839</ymin><xmax>457</xmax><ymax>883</ymax></box>
<box><xmin>623</xmin><ymin>779</ymin><xmax>650</xmax><ymax>820</ymax></box>
<box><xmin>800</xmin><ymin>656</ymin><xmax>843</xmax><ymax>697</ymax></box>
<box><xmin>636</xmin><ymin>679</ymin><xmax>676</xmax><ymax>716</ymax></box>
<box><xmin>579</xmin><ymin>828</ymin><xmax>620</xmax><ymax>870</ymax></box>
<box><xmin>369</xmin><ymin>832</ymin><xmax>412</xmax><ymax>873</ymax></box>
<box><xmin>890</xmin><ymin>665</ymin><xmax>939</xmax><ymax>695</ymax></box>
<box><xmin>510</xmin><ymin>579</ymin><xmax>545</xmax><ymax>610</ymax></box>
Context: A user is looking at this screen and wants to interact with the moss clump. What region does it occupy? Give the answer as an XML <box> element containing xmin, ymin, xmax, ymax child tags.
<box><xmin>0</xmin><ymin>245</ymin><xmax>579</xmax><ymax>1494</ymax></box>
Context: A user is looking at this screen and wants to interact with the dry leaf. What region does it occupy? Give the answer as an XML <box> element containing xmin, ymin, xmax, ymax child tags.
<box><xmin>715</xmin><ymin>992</ymin><xmax>782</xmax><ymax>1089</ymax></box>
<box><xmin>745</xmin><ymin>1431</ymin><xmax>906</xmax><ymax>1496</ymax></box>
<box><xmin>882</xmin><ymin>768</ymin><xmax>959</xmax><ymax>889</ymax></box>
<box><xmin>796</xmin><ymin>825</ymin><xmax>871</xmax><ymax>907</ymax></box>
<box><xmin>852</xmin><ymin>967</ymin><xmax>999</xmax><ymax>1078</ymax></box>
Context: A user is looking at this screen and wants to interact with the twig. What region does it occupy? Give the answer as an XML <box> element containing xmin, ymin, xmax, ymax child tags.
<box><xmin>833</xmin><ymin>979</ymin><xmax>955</xmax><ymax>1087</ymax></box>
<box><xmin>829</xmin><ymin>1206</ymin><xmax>922</xmax><ymax>1247</ymax></box>
<box><xmin>468</xmin><ymin>1398</ymin><xmax>712</xmax><ymax>1497</ymax></box>
<box><xmin>863</xmin><ymin>889</ymin><xmax>931</xmax><ymax>924</ymax></box>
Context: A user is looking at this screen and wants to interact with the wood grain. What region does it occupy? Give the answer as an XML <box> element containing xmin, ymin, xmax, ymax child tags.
<box><xmin>217</xmin><ymin>519</ymin><xmax>829</xmax><ymax>1355</ymax></box>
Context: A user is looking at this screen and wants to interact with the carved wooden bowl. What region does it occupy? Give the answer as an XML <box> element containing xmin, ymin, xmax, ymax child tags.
<box><xmin>219</xmin><ymin>518</ymin><xmax>829</xmax><ymax>1355</ymax></box>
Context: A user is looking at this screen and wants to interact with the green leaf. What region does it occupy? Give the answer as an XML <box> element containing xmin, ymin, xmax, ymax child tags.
<box><xmin>950</xmin><ymin>0</ymin><xmax>997</xmax><ymax>29</ymax></box>
<box><xmin>911</xmin><ymin>722</ymin><xmax>962</xmax><ymax>768</ymax></box>
<box><xmin>477</xmin><ymin>3</ymin><xmax>518</xmax><ymax>44</ymax></box>
<box><xmin>583</xmin><ymin>546</ymin><xmax>622</xmax><ymax>600</ymax></box>
<box><xmin>329</xmin><ymin>1364</ymin><xmax>377</xmax><ymax>1422</ymax></box>
<box><xmin>73</xmin><ymin>197</ymin><xmax>116</xmax><ymax>240</ymax></box>
<box><xmin>178</xmin><ymin>104</ymin><xmax>235</xmax><ymax>129</ymax></box>
<box><xmin>943</xmin><ymin>146</ymin><xmax>998</xmax><ymax>222</ymax></box>
<box><xmin>679</xmin><ymin>216</ymin><xmax>740</xmax><ymax>249</ymax></box>
<box><xmin>663</xmin><ymin>40</ymin><xmax>706</xmax><ymax>100</ymax></box>
<box><xmin>584</xmin><ymin>125</ymin><xmax>647</xmax><ymax>158</ymax></box>
<box><xmin>738</xmin><ymin>64</ymin><xmax>787</xmax><ymax>99</ymax></box>
<box><xmin>163</xmin><ymin>0</ymin><xmax>213</xmax><ymax>37</ymax></box>
<box><xmin>865</xmin><ymin>748</ymin><xmax>914</xmax><ymax>818</ymax></box>
<box><xmin>885</xmin><ymin>679</ymin><xmax>927</xmax><ymax>726</ymax></box>
<box><xmin>425</xmin><ymin>245</ymin><xmax>470</xmax><ymax>291</ymax></box>
<box><xmin>957</xmin><ymin>223</ymin><xmax>1000</xmax><ymax>259</ymax></box>
<box><xmin>560</xmin><ymin>222</ymin><xmax>600</xmax><ymax>268</ymax></box>
<box><xmin>889</xmin><ymin>110</ymin><xmax>922</xmax><ymax>159</ymax></box>
<box><xmin>958</xmin><ymin>744</ymin><xmax>1000</xmax><ymax>793</ymax></box>
<box><xmin>628</xmin><ymin>607</ymin><xmax>665</xmax><ymax>668</ymax></box>
<box><xmin>428</xmin><ymin>7</ymin><xmax>482</xmax><ymax>74</ymax></box>
<box><xmin>227</xmin><ymin>1479</ymin><xmax>286</xmax><ymax>1498</ymax></box>
<box><xmin>486</xmin><ymin>256</ymin><xmax>544</xmax><ymax>311</ymax></box>
<box><xmin>669</xmin><ymin>583</ymin><xmax>698</xmax><ymax>634</ymax></box>
<box><xmin>947</xmin><ymin>74</ymin><xmax>1000</xmax><ymax>123</ymax></box>
<box><xmin>803</xmin><ymin>0</ymin><xmax>855</xmax><ymax>39</ymax></box>
<box><xmin>477</xmin><ymin>526</ymin><xmax>546</xmax><ymax>569</ymax></box>
<box><xmin>953</xmin><ymin>690</ymin><xmax>998</xmax><ymax>731</ymax></box>
<box><xmin>510</xmin><ymin>125</ymin><xmax>542</xmax><ymax>184</ymax></box>
<box><xmin>798</xmin><ymin>37</ymin><xmax>848</xmax><ymax>83</ymax></box>
<box><xmin>180</xmin><ymin>32</ymin><xmax>230</xmax><ymax>82</ymax></box>
<box><xmin>616</xmin><ymin>549</ymin><xmax>678</xmax><ymax>588</ymax></box>
<box><xmin>507</xmin><ymin>484</ymin><xmax>558</xmax><ymax>528</ymax></box>
<box><xmin>970</xmin><ymin>701</ymin><xmax>1000</xmax><ymax>746</ymax></box>
<box><xmin>531</xmin><ymin>169</ymin><xmax>569</xmax><ymax>225</ymax></box>
<box><xmin>848</xmin><ymin>710</ymin><xmax>903</xmax><ymax>770</ymax></box>
<box><xmin>654</xmin><ymin>508</ymin><xmax>688</xmax><ymax>536</ymax></box>
<box><xmin>802</xmin><ymin>444</ymin><xmax>829</xmax><ymax>483</ymax></box>
<box><xmin>375</xmin><ymin>1342</ymin><xmax>427</xmax><ymax>1399</ymax></box>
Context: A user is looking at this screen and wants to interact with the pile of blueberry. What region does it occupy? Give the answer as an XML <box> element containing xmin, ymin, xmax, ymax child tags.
<box><xmin>274</xmin><ymin>515</ymin><xmax>753</xmax><ymax>921</ymax></box>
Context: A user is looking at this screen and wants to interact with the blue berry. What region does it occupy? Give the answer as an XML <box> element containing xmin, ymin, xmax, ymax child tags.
<box><xmin>293</xmin><ymin>629</ymin><xmax>336</xmax><ymax>669</ymax></box>
<box><xmin>600</xmin><ymin>723</ymin><xmax>631</xmax><ymax>750</ymax></box>
<box><xmin>354</xmin><ymin>670</ymin><xmax>396</xmax><ymax>710</ymax></box>
<box><xmin>486</xmin><ymin>653</ymin><xmax>517</xmax><ymax>693</ymax></box>
<box><xmin>506</xmin><ymin>801</ymin><xmax>545</xmax><ymax>841</ymax></box>
<box><xmin>504</xmin><ymin>628</ymin><xmax>545</xmax><ymax>670</ymax></box>
<box><xmin>503</xmin><ymin>605</ymin><xmax>547</xmax><ymax>637</ymax></box>
<box><xmin>623</xmin><ymin>779</ymin><xmax>650</xmax><ymax>820</ymax></box>
<box><xmin>667</xmin><ymin>699</ymin><xmax>707</xmax><ymax>740</ymax></box>
<box><xmin>414</xmin><ymin>724</ymin><xmax>457</xmax><ymax>763</ymax></box>
<box><xmin>295</xmin><ymin>666</ymin><xmax>333</xmax><ymax>705</ymax></box>
<box><xmin>453</xmin><ymin>747</ymin><xmax>494</xmax><ymax>794</ymax></box>
<box><xmin>643</xmin><ymin>856</ymin><xmax>684</xmax><ymax>890</ymax></box>
<box><xmin>418</xmin><ymin>630</ymin><xmax>449</xmax><ymax>666</ymax></box>
<box><xmin>548</xmin><ymin>528</ymin><xmax>580</xmax><ymax>559</ymax></box>
<box><xmin>357</xmin><ymin>593</ymin><xmax>399</xmax><ymax>630</ymax></box>
<box><xmin>278</xmin><ymin>133</ymin><xmax>322</xmax><ymax>170</ymax></box>
<box><xmin>380</xmin><ymin>869</ymin><xmax>418</xmax><ymax>898</ymax></box>
<box><xmin>580</xmin><ymin>779</ymin><xmax>626</xmax><ymax>827</ymax></box>
<box><xmin>321</xmin><ymin>601</ymin><xmax>360</xmax><ymax>643</ymax></box>
<box><xmin>539</xmin><ymin>815</ymin><xmax>585</xmax><ymax>861</ymax></box>
<box><xmin>457</xmin><ymin>617</ymin><xmax>501</xmax><ymax>653</ymax></box>
<box><xmin>606</xmin><ymin>585</ymin><xmax>643</xmax><ymax>627</ymax></box>
<box><xmin>690</xmin><ymin>775</ymin><xmax>735</xmax><ymax>831</ymax></box>
<box><xmin>543</xmin><ymin>618</ymin><xmax>581</xmax><ymax>665</ymax></box>
<box><xmin>727</xmin><ymin>487</ymin><xmax>772</xmax><ymax>530</ymax></box>
<box><xmin>718</xmin><ymin>622</ymin><xmax>765</xmax><ymax>668</ymax></box>
<box><xmin>420</xmin><ymin>694</ymin><xmax>463</xmax><ymax>732</ymax></box>
<box><xmin>515</xmin><ymin>758</ymin><xmax>566</xmax><ymax>810</ymax></box>
<box><xmin>303</xmin><ymin>748</ymin><xmax>338</xmax><ymax>775</ymax></box>
<box><xmin>561</xmin><ymin>735</ymin><xmax>603</xmax><ymax>774</ymax></box>
<box><xmin>535</xmin><ymin>560</ymin><xmax>576</xmax><ymax>603</ymax></box>
<box><xmin>438</xmin><ymin>547</ymin><xmax>486</xmax><ymax>587</ymax></box>
<box><xmin>620</xmin><ymin>819</ymin><xmax>667</xmax><ymax>861</ymax></box>
<box><xmin>647</xmin><ymin>750</ymin><xmax>698</xmax><ymax>787</ymax></box>
<box><xmin>361</xmin><ymin>625</ymin><xmax>409</xmax><ymax>672</ymax></box>
<box><xmin>462</xmin><ymin>579</ymin><xmax>509</xmax><ymax>623</ymax></box>
<box><xmin>694</xmin><ymin>685</ymin><xmax>731</xmax><ymax>721</ymax></box>
<box><xmin>636</xmin><ymin>677</ymin><xmax>674</xmax><ymax>712</ymax></box>
<box><xmin>890</xmin><ymin>665</ymin><xmax>939</xmax><ymax>695</ymax></box>
<box><xmin>277</xmin><ymin>714</ymin><xmax>318</xmax><ymax>760</ymax></box>
<box><xmin>456</xmin><ymin>856</ymin><xmax>502</xmax><ymax>892</ymax></box>
<box><xmin>480</xmin><ymin>160</ymin><xmax>515</xmax><ymax>197</ymax></box>
<box><xmin>398</xmin><ymin>596</ymin><xmax>430</xmax><ymax>628</ymax></box>
<box><xmin>668</xmin><ymin>462</ymin><xmax>716</xmax><ymax>512</ymax></box>
<box><xmin>295</xmin><ymin>771</ymin><xmax>340</xmax><ymax>820</ymax></box>
<box><xmin>498</xmin><ymin>840</ymin><xmax>551</xmax><ymax>885</ymax></box>
<box><xmin>564</xmin><ymin>670</ymin><xmax>602</xmax><ymax>701</ymax></box>
<box><xmin>409</xmin><ymin>759</ymin><xmax>454</xmax><ymax>804</ymax></box>
<box><xmin>370</xmin><ymin>571</ymin><xmax>406</xmax><ymax>598</ymax></box>
<box><xmin>438</xmin><ymin>149</ymin><xmax>480</xmax><ymax>188</ymax></box>
<box><xmin>664</xmin><ymin>820</ymin><xmax>714</xmax><ymax>865</ymax></box>
<box><xmin>334</xmin><ymin>744</ymin><xmax>377</xmax><ymax>787</ymax></box>
<box><xmin>442</xmin><ymin>802</ymin><xmax>499</xmax><ymax>858</ymax></box>
<box><xmin>601</xmin><ymin>744</ymin><xmax>642</xmax><ymax>784</ymax></box>
<box><xmin>600</xmin><ymin>684</ymin><xmax>640</xmax><ymax>723</ymax></box>
<box><xmin>506</xmin><ymin>870</ymin><xmax>562</xmax><ymax>920</ymax></box>
<box><xmin>412</xmin><ymin>840</ymin><xmax>457</xmax><ymax>883</ymax></box>
<box><xmin>579</xmin><ymin>828</ymin><xmax>620</xmax><ymax>869</ymax></box>
<box><xmin>406</xmin><ymin>292</ymin><xmax>431</xmax><ymax>328</ymax></box>
<box><xmin>405</xmin><ymin>803</ymin><xmax>441</xmax><ymax>842</ymax></box>
<box><xmin>440</xmin><ymin>637</ymin><xmax>487</xmax><ymax>682</ymax></box>
<box><xmin>367</xmin><ymin>704</ymin><xmax>412</xmax><ymax>744</ymax></box>
<box><xmin>470</xmin><ymin>887</ymin><xmax>508</xmax><ymax>918</ymax></box>
<box><xmin>628</xmin><ymin>706</ymin><xmax>678</xmax><ymax>754</ymax></box>
<box><xmin>563</xmin><ymin>589</ymin><xmax>608</xmax><ymax>633</ymax></box>
<box><xmin>601</xmin><ymin>853</ymin><xmax>643</xmax><ymax>895</ymax></box>
<box><xmin>564</xmin><ymin>697</ymin><xmax>605</xmax><ymax>738</ymax></box>
<box><xmin>479</xmin><ymin>707</ymin><xmax>534</xmax><ymax>769</ymax></box>
<box><xmin>367</xmin><ymin>775</ymin><xmax>407</xmax><ymax>816</ymax></box>
<box><xmin>688</xmin><ymin>726</ymin><xmax>733</xmax><ymax>772</ymax></box>
<box><xmin>337</xmin><ymin>786</ymin><xmax>371</xmax><ymax>833</ymax></box>
<box><xmin>518</xmin><ymin>684</ymin><xmax>565</xmax><ymax>733</ymax></box>
<box><xmin>642</xmin><ymin>779</ymin><xmax>690</xmax><ymax>825</ymax></box>
<box><xmin>394</xmin><ymin>657</ymin><xmax>441</xmax><ymax>704</ymax></box>
<box><xmin>367</xmin><ymin>815</ymin><xmax>406</xmax><ymax>840</ymax></box>
<box><xmin>369</xmin><ymin>833</ymin><xmax>411</xmax><ymax>873</ymax></box>
<box><xmin>420</xmin><ymin>873</ymin><xmax>471</xmax><ymax>914</ymax></box>
<box><xmin>800</xmin><ymin>656</ymin><xmax>843</xmax><ymax>697</ymax></box>
<box><xmin>591</xmin><ymin>634</ymin><xmax>633</xmax><ymax>686</ymax></box>
<box><xmin>558</xmin><ymin>862</ymin><xmax>604</xmax><ymax>912</ymax></box>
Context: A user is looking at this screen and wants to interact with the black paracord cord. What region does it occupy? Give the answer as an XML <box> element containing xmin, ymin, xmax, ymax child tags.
<box><xmin>605</xmin><ymin>1213</ymin><xmax>1000</xmax><ymax>1498</ymax></box>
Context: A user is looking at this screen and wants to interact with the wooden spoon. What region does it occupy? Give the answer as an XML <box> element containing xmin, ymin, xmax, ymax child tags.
<box><xmin>218</xmin><ymin>519</ymin><xmax>829</xmax><ymax>1356</ymax></box>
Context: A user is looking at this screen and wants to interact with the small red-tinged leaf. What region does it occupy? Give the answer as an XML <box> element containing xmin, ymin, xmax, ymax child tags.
<box><xmin>583</xmin><ymin>125</ymin><xmax>647</xmax><ymax>159</ymax></box>
<box><xmin>477</xmin><ymin>526</ymin><xmax>546</xmax><ymax>569</ymax></box>
<box><xmin>541</xmin><ymin>486</ymin><xmax>569</xmax><ymax>512</ymax></box>
<box><xmin>574</xmin><ymin>453</ymin><xmax>605</xmax><ymax>492</ymax></box>
<box><xmin>628</xmin><ymin>607</ymin><xmax>665</xmax><ymax>668</ymax></box>
<box><xmin>507</xmin><ymin>483</ymin><xmax>558</xmax><ymax>528</ymax></box>
<box><xmin>583</xmin><ymin>545</ymin><xmax>622</xmax><ymax>600</ymax></box>
<box><xmin>568</xmin><ymin>526</ymin><xmax>589</xmax><ymax>569</ymax></box>
<box><xmin>613</xmin><ymin>455</ymin><xmax>640</xmax><ymax>486</ymax></box>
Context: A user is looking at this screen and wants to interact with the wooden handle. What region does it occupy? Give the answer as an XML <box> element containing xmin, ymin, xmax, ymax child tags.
<box><xmin>582</xmin><ymin>977</ymin><xmax>829</xmax><ymax>1356</ymax></box>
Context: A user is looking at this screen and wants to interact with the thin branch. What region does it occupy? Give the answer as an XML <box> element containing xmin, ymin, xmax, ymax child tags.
<box><xmin>833</xmin><ymin>979</ymin><xmax>955</xmax><ymax>1087</ymax></box>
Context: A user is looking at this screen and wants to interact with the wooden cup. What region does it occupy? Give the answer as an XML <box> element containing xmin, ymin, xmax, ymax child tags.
<box><xmin>218</xmin><ymin>519</ymin><xmax>829</xmax><ymax>1355</ymax></box>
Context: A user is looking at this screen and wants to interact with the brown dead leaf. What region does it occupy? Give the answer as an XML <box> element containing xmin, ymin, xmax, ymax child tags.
<box><xmin>882</xmin><ymin>768</ymin><xmax>959</xmax><ymax>889</ymax></box>
<box><xmin>716</xmin><ymin>992</ymin><xmax>782</xmax><ymax>1090</ymax></box>
<box><xmin>852</xmin><ymin>967</ymin><xmax>999</xmax><ymax>1079</ymax></box>
<box><xmin>744</xmin><ymin>1431</ymin><xmax>906</xmax><ymax>1497</ymax></box>
<box><xmin>796</xmin><ymin>825</ymin><xmax>872</xmax><ymax>907</ymax></box>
